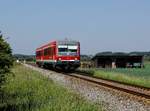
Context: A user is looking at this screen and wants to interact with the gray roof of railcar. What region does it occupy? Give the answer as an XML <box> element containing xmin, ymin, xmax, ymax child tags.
<box><xmin>57</xmin><ymin>40</ymin><xmax>79</xmax><ymax>45</ymax></box>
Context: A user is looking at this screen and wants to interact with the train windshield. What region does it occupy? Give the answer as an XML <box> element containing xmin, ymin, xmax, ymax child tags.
<box><xmin>58</xmin><ymin>45</ymin><xmax>78</xmax><ymax>56</ymax></box>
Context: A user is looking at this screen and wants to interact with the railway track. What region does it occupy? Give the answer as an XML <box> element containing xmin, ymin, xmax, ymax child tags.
<box><xmin>68</xmin><ymin>73</ymin><xmax>150</xmax><ymax>99</ymax></box>
<box><xmin>27</xmin><ymin>63</ymin><xmax>150</xmax><ymax>100</ymax></box>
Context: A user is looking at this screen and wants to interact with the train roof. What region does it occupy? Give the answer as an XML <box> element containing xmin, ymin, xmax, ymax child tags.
<box><xmin>36</xmin><ymin>40</ymin><xmax>79</xmax><ymax>51</ymax></box>
<box><xmin>57</xmin><ymin>40</ymin><xmax>79</xmax><ymax>45</ymax></box>
<box><xmin>36</xmin><ymin>41</ymin><xmax>56</xmax><ymax>51</ymax></box>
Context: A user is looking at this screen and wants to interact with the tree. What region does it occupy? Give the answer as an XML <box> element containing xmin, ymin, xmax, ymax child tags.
<box><xmin>0</xmin><ymin>32</ymin><xmax>13</xmax><ymax>85</ymax></box>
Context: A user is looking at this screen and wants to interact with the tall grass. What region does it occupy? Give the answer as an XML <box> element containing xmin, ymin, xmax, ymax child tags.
<box><xmin>79</xmin><ymin>63</ymin><xmax>150</xmax><ymax>88</ymax></box>
<box><xmin>0</xmin><ymin>64</ymin><xmax>102</xmax><ymax>111</ymax></box>
<box><xmin>94</xmin><ymin>70</ymin><xmax>150</xmax><ymax>88</ymax></box>
<box><xmin>101</xmin><ymin>62</ymin><xmax>150</xmax><ymax>80</ymax></box>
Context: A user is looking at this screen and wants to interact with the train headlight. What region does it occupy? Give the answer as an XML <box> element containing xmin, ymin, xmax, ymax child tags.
<box><xmin>58</xmin><ymin>58</ymin><xmax>61</xmax><ymax>61</ymax></box>
<box><xmin>75</xmin><ymin>58</ymin><xmax>78</xmax><ymax>60</ymax></box>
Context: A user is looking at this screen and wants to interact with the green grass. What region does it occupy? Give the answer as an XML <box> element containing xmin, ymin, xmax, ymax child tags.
<box><xmin>79</xmin><ymin>62</ymin><xmax>150</xmax><ymax>88</ymax></box>
<box><xmin>0</xmin><ymin>64</ymin><xmax>102</xmax><ymax>111</ymax></box>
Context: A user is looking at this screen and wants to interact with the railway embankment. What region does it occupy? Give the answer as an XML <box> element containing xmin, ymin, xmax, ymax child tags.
<box><xmin>24</xmin><ymin>63</ymin><xmax>150</xmax><ymax>111</ymax></box>
<box><xmin>0</xmin><ymin>64</ymin><xmax>102</xmax><ymax>111</ymax></box>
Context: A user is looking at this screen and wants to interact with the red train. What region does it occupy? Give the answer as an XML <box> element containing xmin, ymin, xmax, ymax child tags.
<box><xmin>36</xmin><ymin>40</ymin><xmax>80</xmax><ymax>70</ymax></box>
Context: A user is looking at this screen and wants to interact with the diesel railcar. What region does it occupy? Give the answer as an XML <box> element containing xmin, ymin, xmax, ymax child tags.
<box><xmin>36</xmin><ymin>40</ymin><xmax>80</xmax><ymax>70</ymax></box>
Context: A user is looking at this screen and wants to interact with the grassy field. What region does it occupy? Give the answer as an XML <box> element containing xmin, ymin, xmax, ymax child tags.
<box><xmin>0</xmin><ymin>64</ymin><xmax>102</xmax><ymax>111</ymax></box>
<box><xmin>79</xmin><ymin>62</ymin><xmax>150</xmax><ymax>88</ymax></box>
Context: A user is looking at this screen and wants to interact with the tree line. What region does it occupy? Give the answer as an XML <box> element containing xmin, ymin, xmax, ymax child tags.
<box><xmin>13</xmin><ymin>52</ymin><xmax>150</xmax><ymax>62</ymax></box>
<box><xmin>13</xmin><ymin>54</ymin><xmax>35</xmax><ymax>61</ymax></box>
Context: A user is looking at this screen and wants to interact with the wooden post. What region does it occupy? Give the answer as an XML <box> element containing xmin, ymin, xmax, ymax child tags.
<box><xmin>141</xmin><ymin>56</ymin><xmax>144</xmax><ymax>68</ymax></box>
<box><xmin>112</xmin><ymin>58</ymin><xmax>116</xmax><ymax>68</ymax></box>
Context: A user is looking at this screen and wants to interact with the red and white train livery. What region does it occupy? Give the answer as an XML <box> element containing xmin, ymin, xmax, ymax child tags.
<box><xmin>36</xmin><ymin>40</ymin><xmax>80</xmax><ymax>70</ymax></box>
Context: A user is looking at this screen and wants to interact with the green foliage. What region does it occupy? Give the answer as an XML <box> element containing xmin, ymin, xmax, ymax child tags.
<box><xmin>80</xmin><ymin>55</ymin><xmax>92</xmax><ymax>61</ymax></box>
<box><xmin>0</xmin><ymin>33</ymin><xmax>13</xmax><ymax>86</ymax></box>
<box><xmin>144</xmin><ymin>56</ymin><xmax>150</xmax><ymax>61</ymax></box>
<box><xmin>13</xmin><ymin>54</ymin><xmax>35</xmax><ymax>62</ymax></box>
<box><xmin>94</xmin><ymin>70</ymin><xmax>150</xmax><ymax>88</ymax></box>
<box><xmin>0</xmin><ymin>65</ymin><xmax>102</xmax><ymax>111</ymax></box>
<box><xmin>79</xmin><ymin>63</ymin><xmax>150</xmax><ymax>88</ymax></box>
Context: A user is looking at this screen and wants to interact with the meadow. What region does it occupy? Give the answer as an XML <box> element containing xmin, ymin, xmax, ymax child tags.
<box><xmin>79</xmin><ymin>62</ymin><xmax>150</xmax><ymax>88</ymax></box>
<box><xmin>0</xmin><ymin>64</ymin><xmax>102</xmax><ymax>111</ymax></box>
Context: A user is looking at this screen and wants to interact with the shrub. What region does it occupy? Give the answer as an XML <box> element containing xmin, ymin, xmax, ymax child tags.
<box><xmin>0</xmin><ymin>32</ymin><xmax>13</xmax><ymax>87</ymax></box>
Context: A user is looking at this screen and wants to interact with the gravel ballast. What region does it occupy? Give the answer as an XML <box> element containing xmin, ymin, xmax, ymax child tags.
<box><xmin>24</xmin><ymin>64</ymin><xmax>150</xmax><ymax>111</ymax></box>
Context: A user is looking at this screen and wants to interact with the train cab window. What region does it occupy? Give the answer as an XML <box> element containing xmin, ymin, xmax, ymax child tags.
<box><xmin>58</xmin><ymin>48</ymin><xmax>68</xmax><ymax>52</ymax></box>
<box><xmin>68</xmin><ymin>49</ymin><xmax>77</xmax><ymax>52</ymax></box>
<box><xmin>58</xmin><ymin>45</ymin><xmax>67</xmax><ymax>55</ymax></box>
<box><xmin>58</xmin><ymin>45</ymin><xmax>67</xmax><ymax>52</ymax></box>
<box><xmin>68</xmin><ymin>46</ymin><xmax>78</xmax><ymax>55</ymax></box>
<box><xmin>68</xmin><ymin>48</ymin><xmax>77</xmax><ymax>53</ymax></box>
<box><xmin>58</xmin><ymin>45</ymin><xmax>78</xmax><ymax>56</ymax></box>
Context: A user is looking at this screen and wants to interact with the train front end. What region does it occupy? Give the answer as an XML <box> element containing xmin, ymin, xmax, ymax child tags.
<box><xmin>55</xmin><ymin>40</ymin><xmax>80</xmax><ymax>70</ymax></box>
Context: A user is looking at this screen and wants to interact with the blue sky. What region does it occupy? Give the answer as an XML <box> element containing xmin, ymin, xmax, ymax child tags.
<box><xmin>0</xmin><ymin>0</ymin><xmax>150</xmax><ymax>55</ymax></box>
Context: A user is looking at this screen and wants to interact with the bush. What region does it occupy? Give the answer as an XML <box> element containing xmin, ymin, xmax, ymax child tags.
<box><xmin>0</xmin><ymin>33</ymin><xmax>13</xmax><ymax>86</ymax></box>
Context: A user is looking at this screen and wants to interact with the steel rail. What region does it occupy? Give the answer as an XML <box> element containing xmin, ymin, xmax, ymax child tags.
<box><xmin>68</xmin><ymin>73</ymin><xmax>150</xmax><ymax>99</ymax></box>
<box><xmin>27</xmin><ymin>63</ymin><xmax>150</xmax><ymax>100</ymax></box>
<box><xmin>75</xmin><ymin>71</ymin><xmax>150</xmax><ymax>90</ymax></box>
